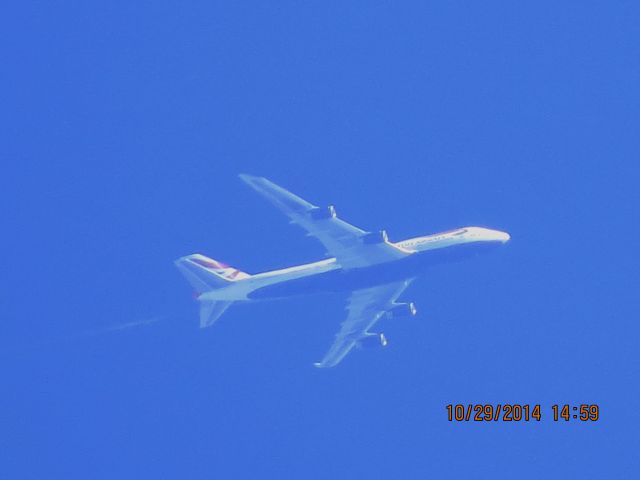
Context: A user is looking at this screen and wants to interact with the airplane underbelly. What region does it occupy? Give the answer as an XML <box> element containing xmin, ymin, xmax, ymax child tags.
<box><xmin>249</xmin><ymin>258</ymin><xmax>418</xmax><ymax>299</ymax></box>
<box><xmin>248</xmin><ymin>241</ymin><xmax>500</xmax><ymax>300</ymax></box>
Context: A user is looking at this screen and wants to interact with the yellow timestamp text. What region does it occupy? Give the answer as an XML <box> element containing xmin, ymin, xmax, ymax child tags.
<box><xmin>446</xmin><ymin>404</ymin><xmax>600</xmax><ymax>422</ymax></box>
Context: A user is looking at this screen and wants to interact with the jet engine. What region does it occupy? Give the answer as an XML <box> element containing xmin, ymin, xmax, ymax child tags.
<box><xmin>359</xmin><ymin>332</ymin><xmax>388</xmax><ymax>349</ymax></box>
<box><xmin>362</xmin><ymin>229</ymin><xmax>389</xmax><ymax>244</ymax></box>
<box><xmin>388</xmin><ymin>302</ymin><xmax>417</xmax><ymax>318</ymax></box>
<box><xmin>309</xmin><ymin>205</ymin><xmax>337</xmax><ymax>220</ymax></box>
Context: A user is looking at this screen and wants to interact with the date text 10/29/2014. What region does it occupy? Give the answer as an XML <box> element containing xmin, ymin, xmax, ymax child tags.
<box><xmin>446</xmin><ymin>404</ymin><xmax>600</xmax><ymax>422</ymax></box>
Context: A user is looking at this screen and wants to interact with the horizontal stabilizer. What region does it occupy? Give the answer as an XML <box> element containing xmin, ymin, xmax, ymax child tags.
<box><xmin>199</xmin><ymin>300</ymin><xmax>233</xmax><ymax>328</ymax></box>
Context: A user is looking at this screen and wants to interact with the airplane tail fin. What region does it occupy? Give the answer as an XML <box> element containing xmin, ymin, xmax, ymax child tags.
<box><xmin>175</xmin><ymin>254</ymin><xmax>251</xmax><ymax>328</ymax></box>
<box><xmin>174</xmin><ymin>254</ymin><xmax>251</xmax><ymax>293</ymax></box>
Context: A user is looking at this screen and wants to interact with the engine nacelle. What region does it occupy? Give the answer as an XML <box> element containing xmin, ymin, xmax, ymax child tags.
<box><xmin>359</xmin><ymin>332</ymin><xmax>388</xmax><ymax>349</ymax></box>
<box><xmin>309</xmin><ymin>205</ymin><xmax>337</xmax><ymax>220</ymax></box>
<box><xmin>388</xmin><ymin>302</ymin><xmax>417</xmax><ymax>318</ymax></box>
<box><xmin>362</xmin><ymin>229</ymin><xmax>389</xmax><ymax>245</ymax></box>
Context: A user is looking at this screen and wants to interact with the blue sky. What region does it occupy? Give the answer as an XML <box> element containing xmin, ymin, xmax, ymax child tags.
<box><xmin>1</xmin><ymin>2</ymin><xmax>638</xmax><ymax>478</ymax></box>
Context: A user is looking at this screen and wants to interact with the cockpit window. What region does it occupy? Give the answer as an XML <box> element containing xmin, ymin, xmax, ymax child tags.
<box><xmin>452</xmin><ymin>229</ymin><xmax>467</xmax><ymax>236</ymax></box>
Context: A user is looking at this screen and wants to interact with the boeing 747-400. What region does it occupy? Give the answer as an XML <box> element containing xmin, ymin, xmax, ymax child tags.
<box><xmin>176</xmin><ymin>174</ymin><xmax>510</xmax><ymax>368</ymax></box>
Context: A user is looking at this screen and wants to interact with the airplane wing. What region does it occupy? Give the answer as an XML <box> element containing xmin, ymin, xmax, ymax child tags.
<box><xmin>314</xmin><ymin>279</ymin><xmax>414</xmax><ymax>368</ymax></box>
<box><xmin>239</xmin><ymin>174</ymin><xmax>413</xmax><ymax>269</ymax></box>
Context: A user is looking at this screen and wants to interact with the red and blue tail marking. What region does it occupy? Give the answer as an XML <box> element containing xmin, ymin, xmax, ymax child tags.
<box><xmin>174</xmin><ymin>254</ymin><xmax>250</xmax><ymax>293</ymax></box>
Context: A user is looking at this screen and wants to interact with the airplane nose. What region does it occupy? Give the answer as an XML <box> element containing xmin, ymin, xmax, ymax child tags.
<box><xmin>483</xmin><ymin>228</ymin><xmax>510</xmax><ymax>243</ymax></box>
<box><xmin>496</xmin><ymin>231</ymin><xmax>510</xmax><ymax>243</ymax></box>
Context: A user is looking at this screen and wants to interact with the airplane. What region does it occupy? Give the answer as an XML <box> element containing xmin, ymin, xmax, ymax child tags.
<box><xmin>175</xmin><ymin>174</ymin><xmax>510</xmax><ymax>368</ymax></box>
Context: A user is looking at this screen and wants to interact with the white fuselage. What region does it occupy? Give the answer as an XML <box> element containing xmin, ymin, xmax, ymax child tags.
<box><xmin>201</xmin><ymin>226</ymin><xmax>509</xmax><ymax>302</ymax></box>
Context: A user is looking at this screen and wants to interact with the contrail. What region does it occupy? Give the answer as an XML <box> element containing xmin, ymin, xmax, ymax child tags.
<box><xmin>73</xmin><ymin>316</ymin><xmax>163</xmax><ymax>339</ymax></box>
<box><xmin>1</xmin><ymin>316</ymin><xmax>165</xmax><ymax>354</ymax></box>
